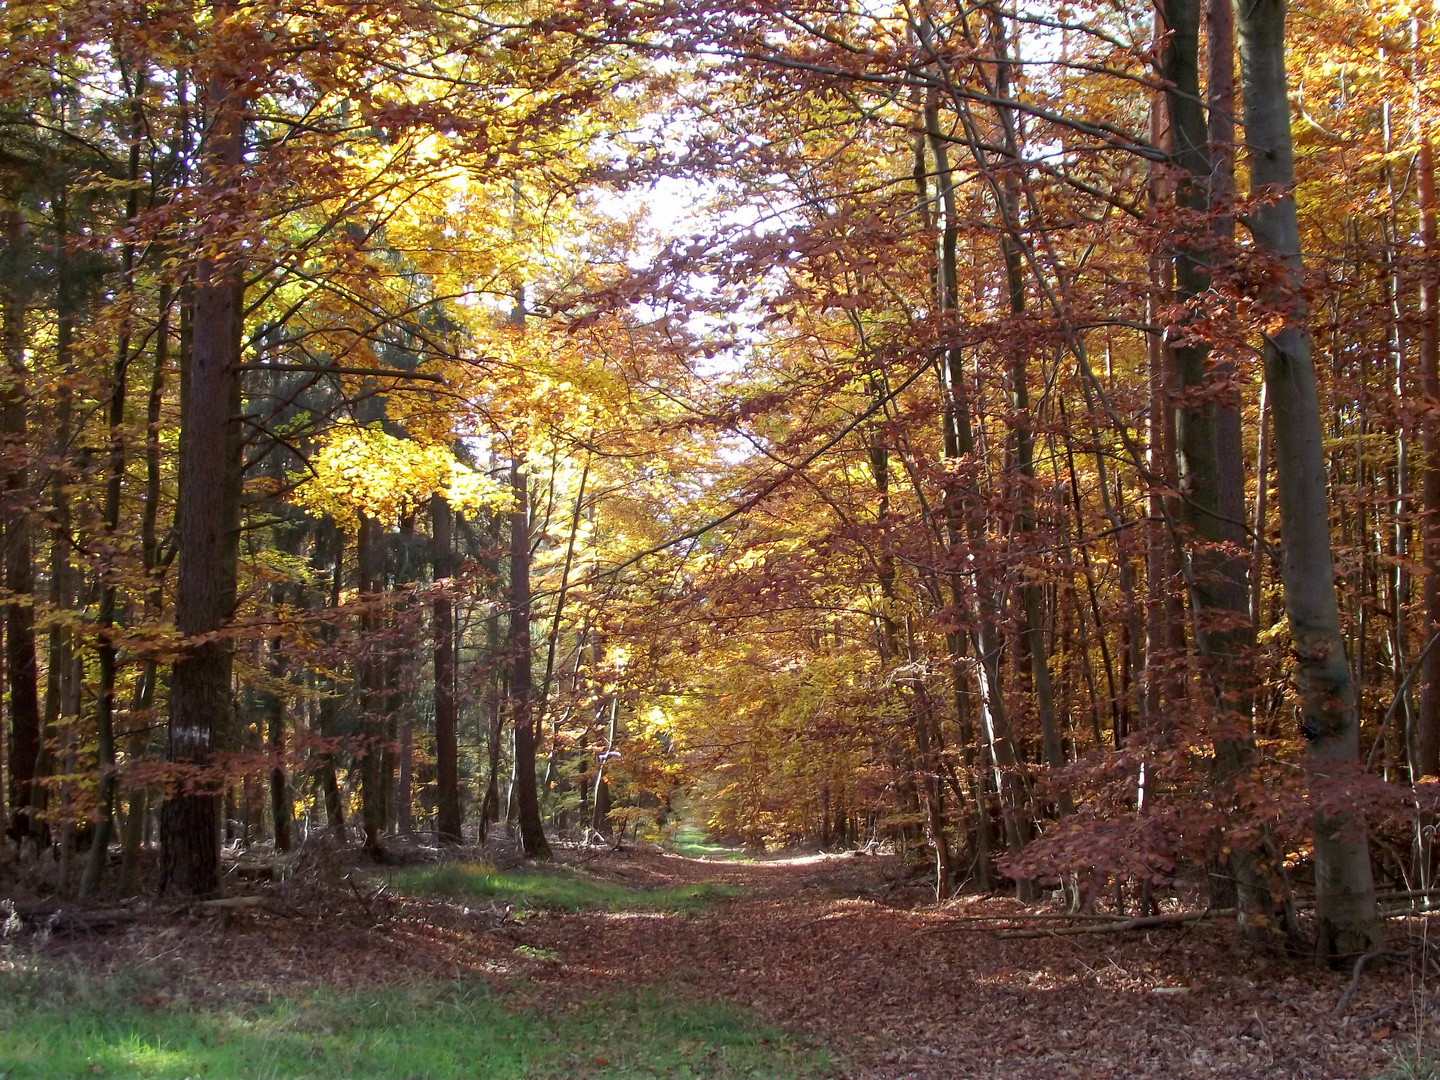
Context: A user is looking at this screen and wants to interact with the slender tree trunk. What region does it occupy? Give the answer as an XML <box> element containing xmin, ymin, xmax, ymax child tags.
<box><xmin>592</xmin><ymin>694</ymin><xmax>618</xmax><ymax>836</ymax></box>
<box><xmin>479</xmin><ymin>569</ymin><xmax>504</xmax><ymax>841</ymax></box>
<box><xmin>509</xmin><ymin>457</ymin><xmax>549</xmax><ymax>857</ymax></box>
<box><xmin>923</xmin><ymin>87</ymin><xmax>1032</xmax><ymax>888</ymax></box>
<box><xmin>912</xmin><ymin>97</ymin><xmax>991</xmax><ymax>887</ymax></box>
<box><xmin>122</xmin><ymin>280</ymin><xmax>172</xmax><ymax>889</ymax></box>
<box><xmin>1144</xmin><ymin>47</ymin><xmax>1180</xmax><ymax>724</ymax></box>
<box><xmin>1236</xmin><ymin>0</ymin><xmax>1379</xmax><ymax>958</ymax></box>
<box><xmin>1158</xmin><ymin>0</ymin><xmax>1261</xmax><ymax>920</ymax></box>
<box><xmin>357</xmin><ymin>514</ymin><xmax>385</xmax><ymax>854</ymax></box>
<box><xmin>265</xmin><ymin>616</ymin><xmax>294</xmax><ymax>852</ymax></box>
<box><xmin>1251</xmin><ymin>384</ymin><xmax>1270</xmax><ymax>628</ymax></box>
<box><xmin>81</xmin><ymin>68</ymin><xmax>148</xmax><ymax>896</ymax></box>
<box><xmin>37</xmin><ymin>163</ymin><xmax>80</xmax><ymax>858</ymax></box>
<box><xmin>432</xmin><ymin>495</ymin><xmax>462</xmax><ymax>843</ymax></box>
<box><xmin>397</xmin><ymin>719</ymin><xmax>412</xmax><ymax>834</ymax></box>
<box><xmin>312</xmin><ymin>523</ymin><xmax>346</xmax><ymax>833</ymax></box>
<box><xmin>982</xmin><ymin>12</ymin><xmax>1067</xmax><ymax>800</ymax></box>
<box><xmin>387</xmin><ymin>515</ymin><xmax>417</xmax><ymax>834</ymax></box>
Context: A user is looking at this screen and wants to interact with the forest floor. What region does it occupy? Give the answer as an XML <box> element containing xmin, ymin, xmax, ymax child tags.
<box><xmin>0</xmin><ymin>840</ymin><xmax>1434</xmax><ymax>1079</ymax></box>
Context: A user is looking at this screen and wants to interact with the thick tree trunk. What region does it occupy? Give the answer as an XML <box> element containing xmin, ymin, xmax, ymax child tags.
<box><xmin>1</xmin><ymin>198</ymin><xmax>40</xmax><ymax>844</ymax></box>
<box><xmin>432</xmin><ymin>495</ymin><xmax>462</xmax><ymax>843</ymax></box>
<box><xmin>1236</xmin><ymin>0</ymin><xmax>1379</xmax><ymax>958</ymax></box>
<box><xmin>1416</xmin><ymin>105</ymin><xmax>1440</xmax><ymax>776</ymax></box>
<box><xmin>160</xmin><ymin>265</ymin><xmax>239</xmax><ymax>890</ymax></box>
<box><xmin>160</xmin><ymin>271</ymin><xmax>239</xmax><ymax>896</ymax></box>
<box><xmin>160</xmin><ymin>10</ymin><xmax>248</xmax><ymax>897</ymax></box>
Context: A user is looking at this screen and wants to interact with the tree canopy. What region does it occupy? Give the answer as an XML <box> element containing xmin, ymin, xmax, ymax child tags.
<box><xmin>2</xmin><ymin>0</ymin><xmax>1435</xmax><ymax>963</ymax></box>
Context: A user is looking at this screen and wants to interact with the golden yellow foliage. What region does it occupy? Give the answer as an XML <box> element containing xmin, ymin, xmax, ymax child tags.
<box><xmin>291</xmin><ymin>420</ymin><xmax>511</xmax><ymax>530</ymax></box>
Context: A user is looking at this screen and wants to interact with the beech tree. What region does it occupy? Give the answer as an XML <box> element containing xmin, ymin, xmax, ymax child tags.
<box><xmin>1235</xmin><ymin>0</ymin><xmax>1379</xmax><ymax>957</ymax></box>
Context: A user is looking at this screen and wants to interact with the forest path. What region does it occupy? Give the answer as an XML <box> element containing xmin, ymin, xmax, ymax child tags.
<box><xmin>505</xmin><ymin>846</ymin><xmax>1406</xmax><ymax>1079</ymax></box>
<box><xmin>32</xmin><ymin>844</ymin><xmax>1415</xmax><ymax>1078</ymax></box>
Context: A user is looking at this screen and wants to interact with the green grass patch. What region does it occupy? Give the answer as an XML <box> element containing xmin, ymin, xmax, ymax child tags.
<box><xmin>0</xmin><ymin>967</ymin><xmax>832</xmax><ymax>1079</ymax></box>
<box><xmin>386</xmin><ymin>862</ymin><xmax>737</xmax><ymax>912</ymax></box>
<box><xmin>1383</xmin><ymin>1048</ymin><xmax>1440</xmax><ymax>1080</ymax></box>
<box><xmin>668</xmin><ymin>827</ymin><xmax>755</xmax><ymax>862</ymax></box>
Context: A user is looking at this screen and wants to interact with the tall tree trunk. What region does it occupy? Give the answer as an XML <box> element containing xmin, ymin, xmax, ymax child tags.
<box><xmin>311</xmin><ymin>521</ymin><xmax>346</xmax><ymax>833</ymax></box>
<box><xmin>1158</xmin><ymin>0</ymin><xmax>1260</xmax><ymax>919</ymax></box>
<box><xmin>432</xmin><ymin>495</ymin><xmax>462</xmax><ymax>843</ymax></box>
<box><xmin>123</xmin><ymin>281</ymin><xmax>172</xmax><ymax>889</ymax></box>
<box><xmin>161</xmin><ymin>165</ymin><xmax>242</xmax><ymax>895</ymax></box>
<box><xmin>1416</xmin><ymin>37</ymin><xmax>1440</xmax><ymax>776</ymax></box>
<box><xmin>1236</xmin><ymin>0</ymin><xmax>1379</xmax><ymax>959</ymax></box>
<box><xmin>0</xmin><ymin>195</ymin><xmax>40</xmax><ymax>845</ymax></box>
<box><xmin>479</xmin><ymin>543</ymin><xmax>504</xmax><ymax>842</ymax></box>
<box><xmin>358</xmin><ymin>513</ymin><xmax>385</xmax><ymax>854</ymax></box>
<box><xmin>161</xmin><ymin>181</ymin><xmax>243</xmax><ymax>892</ymax></box>
<box><xmin>265</xmin><ymin>586</ymin><xmax>294</xmax><ymax>853</ymax></box>
<box><xmin>913</xmin><ymin>95</ymin><xmax>992</xmax><ymax>887</ymax></box>
<box><xmin>990</xmin><ymin>16</ymin><xmax>1066</xmax><ymax>800</ymax></box>
<box><xmin>82</xmin><ymin>67</ymin><xmax>147</xmax><ymax>896</ymax></box>
<box><xmin>923</xmin><ymin>85</ymin><xmax>1032</xmax><ymax>888</ymax></box>
<box><xmin>160</xmin><ymin>13</ymin><xmax>248</xmax><ymax>897</ymax></box>
<box><xmin>1144</xmin><ymin>46</ymin><xmax>1180</xmax><ymax>725</ymax></box>
<box><xmin>509</xmin><ymin>456</ymin><xmax>550</xmax><ymax>858</ymax></box>
<box><xmin>388</xmin><ymin>515</ymin><xmax>417</xmax><ymax>834</ymax></box>
<box><xmin>38</xmin><ymin>158</ymin><xmax>80</xmax><ymax>858</ymax></box>
<box><xmin>592</xmin><ymin>693</ymin><xmax>618</xmax><ymax>836</ymax></box>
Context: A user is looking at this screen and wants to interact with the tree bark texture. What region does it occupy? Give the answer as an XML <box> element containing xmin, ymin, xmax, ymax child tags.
<box><xmin>1236</xmin><ymin>0</ymin><xmax>1379</xmax><ymax>958</ymax></box>
<box><xmin>160</xmin><ymin>250</ymin><xmax>239</xmax><ymax>896</ymax></box>
<box><xmin>160</xmin><ymin>6</ymin><xmax>250</xmax><ymax>898</ymax></box>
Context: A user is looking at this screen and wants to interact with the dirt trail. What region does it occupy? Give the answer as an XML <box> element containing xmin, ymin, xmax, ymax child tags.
<box><xmin>41</xmin><ymin>844</ymin><xmax>1423</xmax><ymax>1078</ymax></box>
<box><xmin>517</xmin><ymin>848</ymin><xmax>1413</xmax><ymax>1079</ymax></box>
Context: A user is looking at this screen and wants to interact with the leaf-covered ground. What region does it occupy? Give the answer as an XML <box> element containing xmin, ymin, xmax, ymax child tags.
<box><xmin>6</xmin><ymin>843</ymin><xmax>1431</xmax><ymax>1079</ymax></box>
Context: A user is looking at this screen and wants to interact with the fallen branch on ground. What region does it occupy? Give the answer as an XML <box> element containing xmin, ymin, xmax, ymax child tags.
<box><xmin>194</xmin><ymin>895</ymin><xmax>268</xmax><ymax>912</ymax></box>
<box><xmin>996</xmin><ymin>909</ymin><xmax>1236</xmax><ymax>939</ymax></box>
<box><xmin>1333</xmin><ymin>948</ymin><xmax>1401</xmax><ymax>1017</ymax></box>
<box><xmin>922</xmin><ymin>911</ymin><xmax>1134</xmax><ymax>934</ymax></box>
<box><xmin>1379</xmin><ymin>906</ymin><xmax>1440</xmax><ymax>920</ymax></box>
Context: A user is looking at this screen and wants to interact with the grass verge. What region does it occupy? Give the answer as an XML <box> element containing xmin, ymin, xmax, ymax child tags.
<box><xmin>1384</xmin><ymin>1047</ymin><xmax>1440</xmax><ymax>1080</ymax></box>
<box><xmin>0</xmin><ymin>967</ymin><xmax>832</xmax><ymax>1079</ymax></box>
<box><xmin>668</xmin><ymin>827</ymin><xmax>755</xmax><ymax>863</ymax></box>
<box><xmin>386</xmin><ymin>862</ymin><xmax>736</xmax><ymax>912</ymax></box>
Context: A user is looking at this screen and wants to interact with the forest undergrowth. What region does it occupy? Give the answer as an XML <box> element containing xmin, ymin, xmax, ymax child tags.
<box><xmin>0</xmin><ymin>841</ymin><xmax>1430</xmax><ymax>1079</ymax></box>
